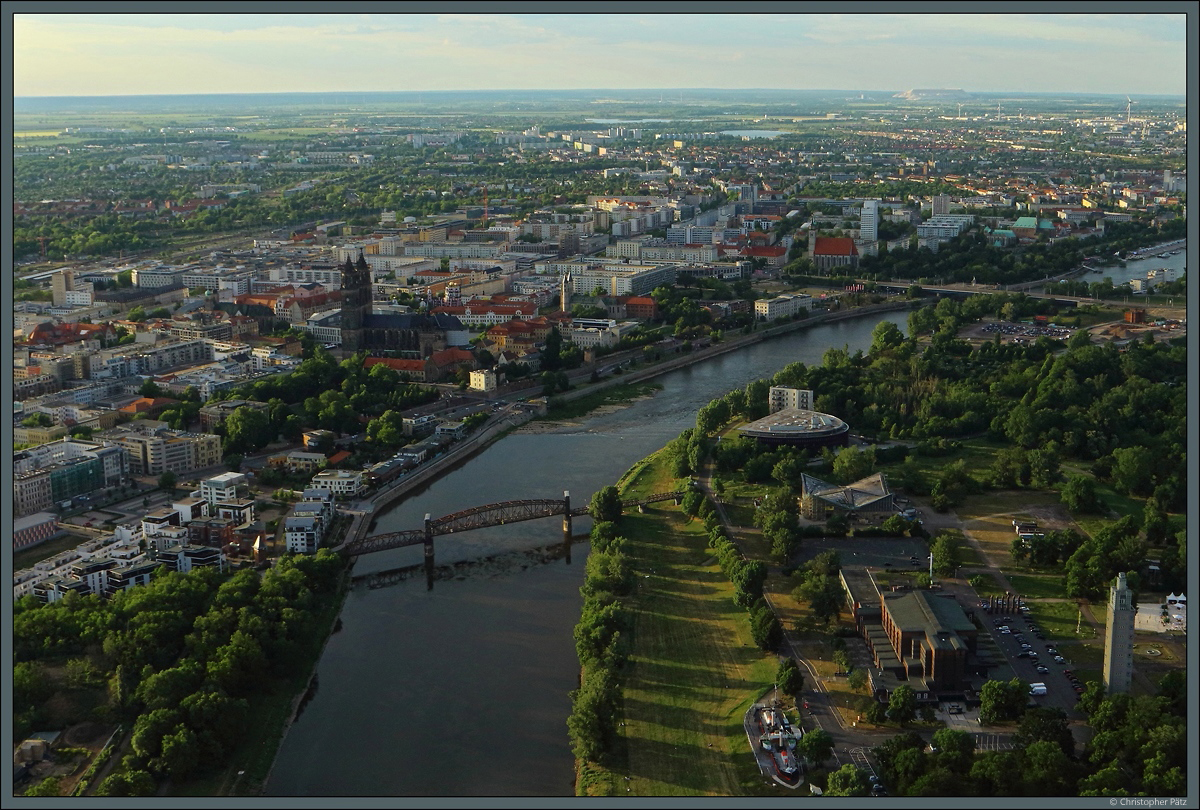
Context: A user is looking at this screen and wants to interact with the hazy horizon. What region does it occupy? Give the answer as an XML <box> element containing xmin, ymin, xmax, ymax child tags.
<box><xmin>13</xmin><ymin>12</ymin><xmax>1188</xmax><ymax>98</ymax></box>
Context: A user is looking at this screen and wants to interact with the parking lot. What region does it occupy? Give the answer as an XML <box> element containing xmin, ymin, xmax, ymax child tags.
<box><xmin>982</xmin><ymin>607</ymin><xmax>1083</xmax><ymax>715</ymax></box>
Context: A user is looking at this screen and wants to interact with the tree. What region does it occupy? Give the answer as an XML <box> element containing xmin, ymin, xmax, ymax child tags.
<box><xmin>588</xmin><ymin>486</ymin><xmax>622</xmax><ymax>523</ymax></box>
<box><xmin>139</xmin><ymin>379</ymin><xmax>162</xmax><ymax>398</ymax></box>
<box><xmin>158</xmin><ymin>471</ymin><xmax>177</xmax><ymax>492</ymax></box>
<box><xmin>1061</xmin><ymin>474</ymin><xmax>1104</xmax><ymax>513</ymax></box>
<box><xmin>797</xmin><ymin>572</ymin><xmax>843</xmax><ymax>626</ymax></box>
<box><xmin>848</xmin><ymin>669</ymin><xmax>868</xmax><ymax>692</ymax></box>
<box><xmin>21</xmin><ymin>412</ymin><xmax>53</xmax><ymax>428</ymax></box>
<box><xmin>223</xmin><ymin>405</ymin><xmax>273</xmax><ymax>454</ymax></box>
<box><xmin>866</xmin><ymin>702</ymin><xmax>888</xmax><ymax>724</ymax></box>
<box><xmin>24</xmin><ymin>776</ymin><xmax>63</xmax><ymax>797</ymax></box>
<box><xmin>832</xmin><ymin>445</ymin><xmax>876</xmax><ymax>485</ymax></box>
<box><xmin>930</xmin><ymin>728</ymin><xmax>976</xmax><ymax>774</ymax></box>
<box><xmin>930</xmin><ymin>531</ymin><xmax>964</xmax><ymax>577</ymax></box>
<box><xmin>750</xmin><ymin>602</ymin><xmax>782</xmax><ymax>651</ymax></box>
<box><xmin>827</xmin><ymin>763</ymin><xmax>870</xmax><ymax>796</ymax></box>
<box><xmin>777</xmin><ymin>657</ymin><xmax>804</xmax><ymax>697</ymax></box>
<box><xmin>980</xmin><ymin>677</ymin><xmax>1027</xmax><ymax>725</ymax></box>
<box><xmin>870</xmin><ymin>320</ymin><xmax>906</xmax><ymax>354</ymax></box>
<box><xmin>887</xmin><ymin>684</ymin><xmax>918</xmax><ymax>725</ymax></box>
<box><xmin>1015</xmin><ymin>706</ymin><xmax>1075</xmax><ymax>757</ymax></box>
<box><xmin>799</xmin><ymin>728</ymin><xmax>834</xmax><ymax>764</ymax></box>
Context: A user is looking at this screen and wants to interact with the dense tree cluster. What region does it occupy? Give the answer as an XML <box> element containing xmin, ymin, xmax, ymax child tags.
<box><xmin>13</xmin><ymin>552</ymin><xmax>346</xmax><ymax>791</ymax></box>
<box><xmin>868</xmin><ymin>672</ymin><xmax>1185</xmax><ymax>797</ymax></box>
<box><xmin>567</xmin><ymin>522</ymin><xmax>634</xmax><ymax>764</ymax></box>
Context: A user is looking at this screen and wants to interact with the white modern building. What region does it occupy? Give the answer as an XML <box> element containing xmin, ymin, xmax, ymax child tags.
<box><xmin>859</xmin><ymin>200</ymin><xmax>880</xmax><ymax>243</ymax></box>
<box><xmin>754</xmin><ymin>293</ymin><xmax>813</xmax><ymax>320</ymax></box>
<box><xmin>769</xmin><ymin>387</ymin><xmax>814</xmax><ymax>414</ymax></box>
<box><xmin>309</xmin><ymin>469</ymin><xmax>364</xmax><ymax>497</ymax></box>
<box><xmin>200</xmin><ymin>472</ymin><xmax>245</xmax><ymax>507</ymax></box>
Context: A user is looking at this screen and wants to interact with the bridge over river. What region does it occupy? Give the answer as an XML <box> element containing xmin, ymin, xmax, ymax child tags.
<box><xmin>341</xmin><ymin>489</ymin><xmax>686</xmax><ymax>588</ymax></box>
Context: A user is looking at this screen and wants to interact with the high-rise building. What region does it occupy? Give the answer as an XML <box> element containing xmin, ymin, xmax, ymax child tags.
<box><xmin>860</xmin><ymin>200</ymin><xmax>880</xmax><ymax>242</ymax></box>
<box><xmin>932</xmin><ymin>195</ymin><xmax>951</xmax><ymax>216</ymax></box>
<box><xmin>51</xmin><ymin>270</ymin><xmax>75</xmax><ymax>308</ymax></box>
<box><xmin>1102</xmin><ymin>572</ymin><xmax>1136</xmax><ymax>694</ymax></box>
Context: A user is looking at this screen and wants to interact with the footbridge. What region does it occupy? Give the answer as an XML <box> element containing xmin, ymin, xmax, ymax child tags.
<box><xmin>342</xmin><ymin>489</ymin><xmax>686</xmax><ymax>588</ymax></box>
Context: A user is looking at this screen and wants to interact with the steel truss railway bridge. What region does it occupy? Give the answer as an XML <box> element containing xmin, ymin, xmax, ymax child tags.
<box><xmin>342</xmin><ymin>489</ymin><xmax>687</xmax><ymax>588</ymax></box>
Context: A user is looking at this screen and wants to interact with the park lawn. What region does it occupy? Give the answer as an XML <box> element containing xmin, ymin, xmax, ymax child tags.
<box><xmin>1026</xmin><ymin>601</ymin><xmax>1100</xmax><ymax>643</ymax></box>
<box><xmin>1063</xmin><ymin>642</ymin><xmax>1104</xmax><ymax>669</ymax></box>
<box><xmin>1005</xmin><ymin>573</ymin><xmax>1068</xmax><ymax>600</ymax></box>
<box><xmin>598</xmin><ymin>455</ymin><xmax>779</xmax><ymax>797</ymax></box>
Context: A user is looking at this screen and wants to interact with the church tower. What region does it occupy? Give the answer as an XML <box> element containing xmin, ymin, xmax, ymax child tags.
<box><xmin>1102</xmin><ymin>572</ymin><xmax>1136</xmax><ymax>694</ymax></box>
<box><xmin>339</xmin><ymin>251</ymin><xmax>372</xmax><ymax>355</ymax></box>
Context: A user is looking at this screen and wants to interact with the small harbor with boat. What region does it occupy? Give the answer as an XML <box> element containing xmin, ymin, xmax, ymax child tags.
<box><xmin>744</xmin><ymin>697</ymin><xmax>803</xmax><ymax>788</ymax></box>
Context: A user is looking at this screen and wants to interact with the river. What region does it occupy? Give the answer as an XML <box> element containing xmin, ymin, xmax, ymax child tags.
<box><xmin>1084</xmin><ymin>243</ymin><xmax>1186</xmax><ymax>289</ymax></box>
<box><xmin>265</xmin><ymin>311</ymin><xmax>906</xmax><ymax>797</ymax></box>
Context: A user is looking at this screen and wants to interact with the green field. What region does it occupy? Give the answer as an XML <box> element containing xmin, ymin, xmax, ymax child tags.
<box><xmin>583</xmin><ymin>452</ymin><xmax>780</xmax><ymax>797</ymax></box>
<box><xmin>1005</xmin><ymin>573</ymin><xmax>1068</xmax><ymax>600</ymax></box>
<box><xmin>1026</xmin><ymin>600</ymin><xmax>1102</xmax><ymax>643</ymax></box>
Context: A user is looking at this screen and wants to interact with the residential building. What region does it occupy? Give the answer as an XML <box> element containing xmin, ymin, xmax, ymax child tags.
<box><xmin>200</xmin><ymin>472</ymin><xmax>245</xmax><ymax>507</ymax></box>
<box><xmin>469</xmin><ymin>369</ymin><xmax>498</xmax><ymax>392</ymax></box>
<box><xmin>309</xmin><ymin>469</ymin><xmax>364</xmax><ymax>497</ymax></box>
<box><xmin>932</xmin><ymin>194</ymin><xmax>951</xmax><ymax>216</ymax></box>
<box><xmin>157</xmin><ymin>544</ymin><xmax>226</xmax><ymax>574</ymax></box>
<box><xmin>755</xmin><ymin>293</ymin><xmax>813</xmax><ymax>320</ymax></box>
<box><xmin>769</xmin><ymin>387</ymin><xmax>814</xmax><ymax>414</ymax></box>
<box><xmin>99</xmin><ymin>421</ymin><xmax>222</xmax><ymax>476</ymax></box>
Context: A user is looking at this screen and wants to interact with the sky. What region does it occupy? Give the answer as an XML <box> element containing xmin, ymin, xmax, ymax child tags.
<box><xmin>11</xmin><ymin>11</ymin><xmax>1189</xmax><ymax>97</ymax></box>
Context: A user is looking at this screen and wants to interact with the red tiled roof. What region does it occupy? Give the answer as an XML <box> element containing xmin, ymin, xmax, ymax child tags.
<box><xmin>812</xmin><ymin>237</ymin><xmax>858</xmax><ymax>257</ymax></box>
<box><xmin>363</xmin><ymin>357</ymin><xmax>427</xmax><ymax>373</ymax></box>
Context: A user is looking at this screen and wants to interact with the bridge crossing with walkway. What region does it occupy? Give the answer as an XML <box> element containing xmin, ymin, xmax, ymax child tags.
<box><xmin>341</xmin><ymin>489</ymin><xmax>686</xmax><ymax>588</ymax></box>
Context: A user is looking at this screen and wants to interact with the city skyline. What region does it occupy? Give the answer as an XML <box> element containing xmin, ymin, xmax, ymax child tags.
<box><xmin>12</xmin><ymin>10</ymin><xmax>1189</xmax><ymax>98</ymax></box>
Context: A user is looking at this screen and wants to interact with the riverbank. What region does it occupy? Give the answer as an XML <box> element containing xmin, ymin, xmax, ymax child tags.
<box><xmin>339</xmin><ymin>301</ymin><xmax>914</xmax><ymax>548</ymax></box>
<box><xmin>574</xmin><ymin>450</ymin><xmax>778</xmax><ymax>797</ymax></box>
<box><xmin>263</xmin><ymin>305</ymin><xmax>915</xmax><ymax>796</ymax></box>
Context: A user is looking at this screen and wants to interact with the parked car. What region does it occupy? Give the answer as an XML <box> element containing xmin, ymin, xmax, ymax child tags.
<box><xmin>1036</xmin><ymin>665</ymin><xmax>1050</xmax><ymax>674</ymax></box>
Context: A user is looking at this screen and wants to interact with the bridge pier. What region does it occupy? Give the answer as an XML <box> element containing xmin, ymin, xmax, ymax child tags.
<box><xmin>562</xmin><ymin>491</ymin><xmax>572</xmax><ymax>565</ymax></box>
<box><xmin>423</xmin><ymin>513</ymin><xmax>434</xmax><ymax>591</ymax></box>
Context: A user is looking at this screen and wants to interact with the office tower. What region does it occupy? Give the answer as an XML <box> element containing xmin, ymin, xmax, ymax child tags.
<box><xmin>860</xmin><ymin>200</ymin><xmax>879</xmax><ymax>242</ymax></box>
